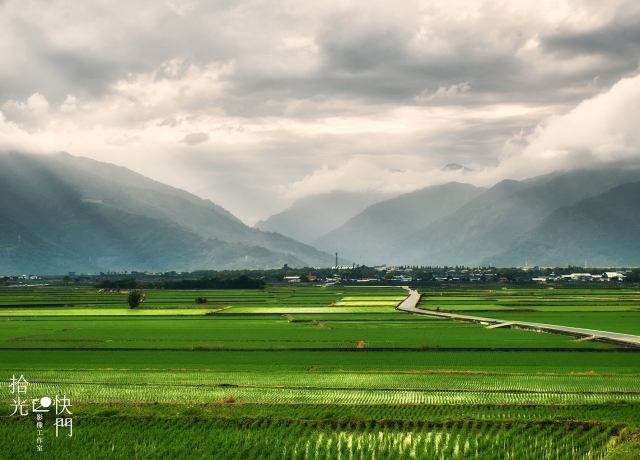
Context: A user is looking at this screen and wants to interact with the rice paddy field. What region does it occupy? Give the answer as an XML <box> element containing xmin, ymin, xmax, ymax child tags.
<box><xmin>1</xmin><ymin>285</ymin><xmax>640</xmax><ymax>458</ymax></box>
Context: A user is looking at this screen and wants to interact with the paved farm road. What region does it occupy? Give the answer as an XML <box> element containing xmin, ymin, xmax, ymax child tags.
<box><xmin>397</xmin><ymin>287</ymin><xmax>640</xmax><ymax>348</ymax></box>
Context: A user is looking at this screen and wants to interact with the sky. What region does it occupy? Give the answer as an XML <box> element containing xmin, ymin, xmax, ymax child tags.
<box><xmin>1</xmin><ymin>0</ymin><xmax>640</xmax><ymax>224</ymax></box>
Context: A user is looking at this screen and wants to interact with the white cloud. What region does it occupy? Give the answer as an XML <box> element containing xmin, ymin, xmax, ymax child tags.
<box><xmin>495</xmin><ymin>72</ymin><xmax>640</xmax><ymax>180</ymax></box>
<box><xmin>283</xmin><ymin>155</ymin><xmax>477</xmax><ymax>199</ymax></box>
<box><xmin>0</xmin><ymin>0</ymin><xmax>639</xmax><ymax>222</ymax></box>
<box><xmin>283</xmin><ymin>73</ymin><xmax>640</xmax><ymax>199</ymax></box>
<box><xmin>0</xmin><ymin>111</ymin><xmax>56</xmax><ymax>153</ymax></box>
<box><xmin>1</xmin><ymin>93</ymin><xmax>50</xmax><ymax>129</ymax></box>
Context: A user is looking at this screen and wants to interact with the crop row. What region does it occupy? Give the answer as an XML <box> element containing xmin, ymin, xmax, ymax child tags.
<box><xmin>15</xmin><ymin>381</ymin><xmax>640</xmax><ymax>405</ymax></box>
<box><xmin>4</xmin><ymin>349</ymin><xmax>640</xmax><ymax>374</ymax></box>
<box><xmin>0</xmin><ymin>418</ymin><xmax>618</xmax><ymax>459</ymax></box>
<box><xmin>71</xmin><ymin>401</ymin><xmax>640</xmax><ymax>426</ymax></box>
<box><xmin>20</xmin><ymin>370</ymin><xmax>640</xmax><ymax>393</ymax></box>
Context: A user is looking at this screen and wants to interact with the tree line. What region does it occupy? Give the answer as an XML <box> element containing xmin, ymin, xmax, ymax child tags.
<box><xmin>97</xmin><ymin>274</ymin><xmax>265</xmax><ymax>290</ymax></box>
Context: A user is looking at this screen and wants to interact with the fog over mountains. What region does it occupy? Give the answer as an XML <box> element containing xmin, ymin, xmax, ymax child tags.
<box><xmin>2</xmin><ymin>152</ymin><xmax>640</xmax><ymax>274</ymax></box>
<box><xmin>254</xmin><ymin>191</ymin><xmax>393</xmax><ymax>244</ymax></box>
<box><xmin>0</xmin><ymin>152</ymin><xmax>334</xmax><ymax>274</ymax></box>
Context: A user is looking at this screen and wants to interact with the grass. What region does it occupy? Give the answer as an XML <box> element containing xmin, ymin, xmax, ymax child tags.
<box><xmin>221</xmin><ymin>306</ymin><xmax>398</xmax><ymax>313</ymax></box>
<box><xmin>0</xmin><ymin>417</ymin><xmax>619</xmax><ymax>460</ymax></box>
<box><xmin>458</xmin><ymin>311</ymin><xmax>640</xmax><ymax>336</ymax></box>
<box><xmin>3</xmin><ymin>349</ymin><xmax>640</xmax><ymax>373</ymax></box>
<box><xmin>0</xmin><ymin>314</ymin><xmax>618</xmax><ymax>349</ymax></box>
<box><xmin>333</xmin><ymin>301</ymin><xmax>400</xmax><ymax>306</ymax></box>
<box><xmin>1</xmin><ymin>285</ymin><xmax>640</xmax><ymax>457</ymax></box>
<box><xmin>0</xmin><ymin>286</ymin><xmax>408</xmax><ymax>310</ymax></box>
<box><xmin>0</xmin><ymin>308</ymin><xmax>221</xmax><ymax>316</ymax></box>
<box><xmin>417</xmin><ymin>288</ymin><xmax>640</xmax><ymax>313</ymax></box>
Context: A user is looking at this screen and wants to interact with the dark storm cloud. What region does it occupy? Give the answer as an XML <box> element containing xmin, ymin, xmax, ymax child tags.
<box><xmin>0</xmin><ymin>1</ymin><xmax>242</xmax><ymax>103</ymax></box>
<box><xmin>0</xmin><ymin>1</ymin><xmax>636</xmax><ymax>111</ymax></box>
<box><xmin>541</xmin><ymin>15</ymin><xmax>640</xmax><ymax>58</ymax></box>
<box><xmin>215</xmin><ymin>6</ymin><xmax>614</xmax><ymax>119</ymax></box>
<box><xmin>3</xmin><ymin>0</ymin><xmax>634</xmax><ymax>117</ymax></box>
<box><xmin>38</xmin><ymin>51</ymin><xmax>124</xmax><ymax>99</ymax></box>
<box><xmin>317</xmin><ymin>15</ymin><xmax>411</xmax><ymax>74</ymax></box>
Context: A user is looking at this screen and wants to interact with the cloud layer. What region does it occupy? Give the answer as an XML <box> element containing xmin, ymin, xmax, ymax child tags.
<box><xmin>0</xmin><ymin>0</ymin><xmax>639</xmax><ymax>221</ymax></box>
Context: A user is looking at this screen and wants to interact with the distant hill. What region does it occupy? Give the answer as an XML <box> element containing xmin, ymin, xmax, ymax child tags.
<box><xmin>311</xmin><ymin>182</ymin><xmax>486</xmax><ymax>265</ymax></box>
<box><xmin>254</xmin><ymin>191</ymin><xmax>392</xmax><ymax>244</ymax></box>
<box><xmin>395</xmin><ymin>168</ymin><xmax>640</xmax><ymax>266</ymax></box>
<box><xmin>4</xmin><ymin>152</ymin><xmax>639</xmax><ymax>272</ymax></box>
<box><xmin>0</xmin><ymin>153</ymin><xmax>334</xmax><ymax>273</ymax></box>
<box><xmin>488</xmin><ymin>181</ymin><xmax>640</xmax><ymax>267</ymax></box>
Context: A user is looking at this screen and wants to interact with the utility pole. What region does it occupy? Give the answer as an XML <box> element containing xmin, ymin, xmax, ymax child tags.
<box><xmin>335</xmin><ymin>253</ymin><xmax>338</xmax><ymax>268</ymax></box>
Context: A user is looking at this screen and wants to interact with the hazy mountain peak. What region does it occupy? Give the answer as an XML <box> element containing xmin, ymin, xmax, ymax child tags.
<box><xmin>254</xmin><ymin>190</ymin><xmax>393</xmax><ymax>244</ymax></box>
<box><xmin>311</xmin><ymin>182</ymin><xmax>486</xmax><ymax>265</ymax></box>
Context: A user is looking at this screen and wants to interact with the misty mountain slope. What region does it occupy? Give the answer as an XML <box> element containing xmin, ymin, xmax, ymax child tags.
<box><xmin>0</xmin><ymin>215</ymin><xmax>87</xmax><ymax>274</ymax></box>
<box><xmin>47</xmin><ymin>153</ymin><xmax>333</xmax><ymax>267</ymax></box>
<box><xmin>311</xmin><ymin>182</ymin><xmax>486</xmax><ymax>264</ymax></box>
<box><xmin>489</xmin><ymin>181</ymin><xmax>640</xmax><ymax>266</ymax></box>
<box><xmin>67</xmin><ymin>204</ymin><xmax>308</xmax><ymax>271</ymax></box>
<box><xmin>396</xmin><ymin>168</ymin><xmax>640</xmax><ymax>266</ymax></box>
<box><xmin>53</xmin><ymin>152</ymin><xmax>242</xmax><ymax>223</ymax></box>
<box><xmin>254</xmin><ymin>191</ymin><xmax>392</xmax><ymax>243</ymax></box>
<box><xmin>0</xmin><ymin>153</ymin><xmax>326</xmax><ymax>272</ymax></box>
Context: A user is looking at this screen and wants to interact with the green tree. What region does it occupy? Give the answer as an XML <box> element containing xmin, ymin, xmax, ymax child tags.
<box><xmin>127</xmin><ymin>290</ymin><xmax>146</xmax><ymax>309</ymax></box>
<box><xmin>624</xmin><ymin>270</ymin><xmax>640</xmax><ymax>282</ymax></box>
<box><xmin>63</xmin><ymin>275</ymin><xmax>72</xmax><ymax>285</ymax></box>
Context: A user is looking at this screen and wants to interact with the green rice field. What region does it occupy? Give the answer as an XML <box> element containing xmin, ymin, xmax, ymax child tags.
<box><xmin>1</xmin><ymin>285</ymin><xmax>639</xmax><ymax>458</ymax></box>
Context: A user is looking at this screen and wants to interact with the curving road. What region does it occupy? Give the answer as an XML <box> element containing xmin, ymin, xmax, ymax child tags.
<box><xmin>396</xmin><ymin>287</ymin><xmax>640</xmax><ymax>349</ymax></box>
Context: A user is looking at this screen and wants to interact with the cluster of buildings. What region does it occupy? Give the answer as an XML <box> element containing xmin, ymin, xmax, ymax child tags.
<box><xmin>433</xmin><ymin>268</ymin><xmax>495</xmax><ymax>282</ymax></box>
<box><xmin>531</xmin><ymin>272</ymin><xmax>626</xmax><ymax>283</ymax></box>
<box><xmin>1</xmin><ymin>275</ymin><xmax>40</xmax><ymax>280</ymax></box>
<box><xmin>282</xmin><ymin>268</ymin><xmax>632</xmax><ymax>284</ymax></box>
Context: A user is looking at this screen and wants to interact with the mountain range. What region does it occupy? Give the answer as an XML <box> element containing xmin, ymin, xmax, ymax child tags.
<box><xmin>2</xmin><ymin>151</ymin><xmax>639</xmax><ymax>273</ymax></box>
<box><xmin>490</xmin><ymin>180</ymin><xmax>640</xmax><ymax>267</ymax></box>
<box><xmin>0</xmin><ymin>152</ymin><xmax>334</xmax><ymax>274</ymax></box>
<box><xmin>309</xmin><ymin>167</ymin><xmax>640</xmax><ymax>267</ymax></box>
<box><xmin>311</xmin><ymin>182</ymin><xmax>486</xmax><ymax>264</ymax></box>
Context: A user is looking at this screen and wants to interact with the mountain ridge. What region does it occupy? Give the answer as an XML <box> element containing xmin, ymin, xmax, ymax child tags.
<box><xmin>394</xmin><ymin>167</ymin><xmax>640</xmax><ymax>266</ymax></box>
<box><xmin>0</xmin><ymin>152</ymin><xmax>333</xmax><ymax>273</ymax></box>
<box><xmin>311</xmin><ymin>182</ymin><xmax>486</xmax><ymax>265</ymax></box>
<box><xmin>488</xmin><ymin>180</ymin><xmax>640</xmax><ymax>267</ymax></box>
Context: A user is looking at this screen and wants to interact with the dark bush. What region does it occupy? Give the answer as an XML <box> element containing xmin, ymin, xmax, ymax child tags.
<box><xmin>127</xmin><ymin>290</ymin><xmax>146</xmax><ymax>309</ymax></box>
